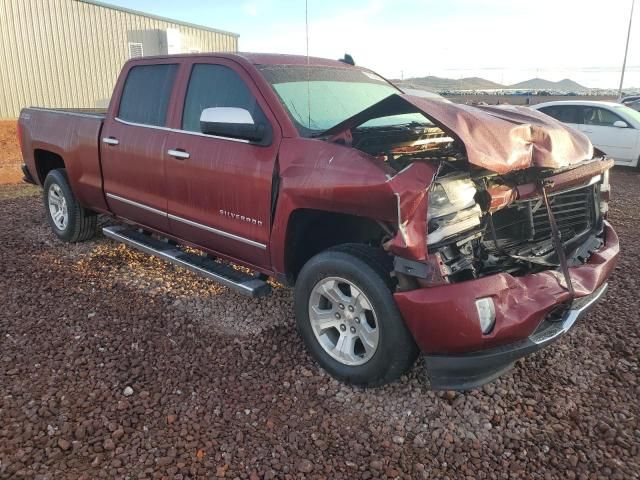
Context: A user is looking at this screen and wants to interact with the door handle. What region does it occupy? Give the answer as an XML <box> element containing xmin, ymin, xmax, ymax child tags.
<box><xmin>102</xmin><ymin>137</ymin><xmax>119</xmax><ymax>145</ymax></box>
<box><xmin>168</xmin><ymin>149</ymin><xmax>190</xmax><ymax>160</ymax></box>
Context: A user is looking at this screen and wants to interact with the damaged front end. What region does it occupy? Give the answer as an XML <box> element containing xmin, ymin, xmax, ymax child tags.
<box><xmin>411</xmin><ymin>159</ymin><xmax>613</xmax><ymax>289</ymax></box>
<box><xmin>323</xmin><ymin>93</ymin><xmax>619</xmax><ymax>389</ymax></box>
<box><xmin>322</xmin><ymin>93</ymin><xmax>613</xmax><ymax>292</ymax></box>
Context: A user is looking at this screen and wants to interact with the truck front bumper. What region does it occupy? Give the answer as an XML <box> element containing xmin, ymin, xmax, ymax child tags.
<box><xmin>393</xmin><ymin>222</ymin><xmax>619</xmax><ymax>390</ymax></box>
<box><xmin>423</xmin><ymin>283</ymin><xmax>608</xmax><ymax>390</ymax></box>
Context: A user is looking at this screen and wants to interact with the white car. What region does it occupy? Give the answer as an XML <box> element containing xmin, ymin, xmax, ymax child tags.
<box><xmin>531</xmin><ymin>100</ymin><xmax>640</xmax><ymax>167</ymax></box>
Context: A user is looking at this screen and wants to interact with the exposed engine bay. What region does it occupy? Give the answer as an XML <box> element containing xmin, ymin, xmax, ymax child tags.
<box><xmin>425</xmin><ymin>165</ymin><xmax>607</xmax><ymax>284</ymax></box>
<box><xmin>351</xmin><ymin>121</ymin><xmax>611</xmax><ymax>286</ymax></box>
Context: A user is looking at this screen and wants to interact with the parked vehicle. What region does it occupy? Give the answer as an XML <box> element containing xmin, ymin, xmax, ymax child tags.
<box><xmin>620</xmin><ymin>95</ymin><xmax>640</xmax><ymax>105</ymax></box>
<box><xmin>625</xmin><ymin>99</ymin><xmax>640</xmax><ymax>113</ymax></box>
<box><xmin>400</xmin><ymin>88</ymin><xmax>452</xmax><ymax>102</ymax></box>
<box><xmin>531</xmin><ymin>100</ymin><xmax>640</xmax><ymax>167</ymax></box>
<box><xmin>18</xmin><ymin>53</ymin><xmax>618</xmax><ymax>390</ymax></box>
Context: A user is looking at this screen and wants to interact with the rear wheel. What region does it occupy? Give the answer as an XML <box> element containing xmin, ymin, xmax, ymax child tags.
<box><xmin>43</xmin><ymin>169</ymin><xmax>97</xmax><ymax>242</ymax></box>
<box><xmin>294</xmin><ymin>244</ymin><xmax>419</xmax><ymax>386</ymax></box>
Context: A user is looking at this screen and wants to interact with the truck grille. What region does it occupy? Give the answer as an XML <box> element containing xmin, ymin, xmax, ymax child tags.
<box><xmin>492</xmin><ymin>185</ymin><xmax>596</xmax><ymax>248</ymax></box>
<box><xmin>531</xmin><ymin>186</ymin><xmax>595</xmax><ymax>241</ymax></box>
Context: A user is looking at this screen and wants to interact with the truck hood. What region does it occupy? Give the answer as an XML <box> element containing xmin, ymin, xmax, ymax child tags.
<box><xmin>323</xmin><ymin>94</ymin><xmax>594</xmax><ymax>174</ymax></box>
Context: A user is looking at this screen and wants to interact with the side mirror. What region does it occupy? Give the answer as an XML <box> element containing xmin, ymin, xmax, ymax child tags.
<box><xmin>200</xmin><ymin>107</ymin><xmax>265</xmax><ymax>142</ymax></box>
<box><xmin>613</xmin><ymin>120</ymin><xmax>628</xmax><ymax>128</ymax></box>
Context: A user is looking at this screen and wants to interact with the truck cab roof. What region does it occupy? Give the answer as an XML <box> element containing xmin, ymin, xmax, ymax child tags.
<box><xmin>124</xmin><ymin>52</ymin><xmax>364</xmax><ymax>70</ymax></box>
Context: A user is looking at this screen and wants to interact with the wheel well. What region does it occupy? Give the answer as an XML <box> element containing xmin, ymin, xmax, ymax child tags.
<box><xmin>34</xmin><ymin>149</ymin><xmax>65</xmax><ymax>184</ymax></box>
<box><xmin>285</xmin><ymin>209</ymin><xmax>388</xmax><ymax>283</ymax></box>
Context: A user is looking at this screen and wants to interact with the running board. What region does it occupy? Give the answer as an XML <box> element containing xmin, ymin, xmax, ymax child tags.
<box><xmin>102</xmin><ymin>225</ymin><xmax>271</xmax><ymax>298</ymax></box>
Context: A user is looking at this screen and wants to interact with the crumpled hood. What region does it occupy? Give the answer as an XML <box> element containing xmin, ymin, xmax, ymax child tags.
<box><xmin>324</xmin><ymin>94</ymin><xmax>594</xmax><ymax>174</ymax></box>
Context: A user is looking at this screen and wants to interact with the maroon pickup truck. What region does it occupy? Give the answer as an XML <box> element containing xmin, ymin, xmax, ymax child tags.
<box><xmin>18</xmin><ymin>53</ymin><xmax>618</xmax><ymax>390</ymax></box>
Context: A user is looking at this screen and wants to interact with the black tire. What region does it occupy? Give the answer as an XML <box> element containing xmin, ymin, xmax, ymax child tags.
<box><xmin>294</xmin><ymin>244</ymin><xmax>419</xmax><ymax>387</ymax></box>
<box><xmin>43</xmin><ymin>169</ymin><xmax>97</xmax><ymax>242</ymax></box>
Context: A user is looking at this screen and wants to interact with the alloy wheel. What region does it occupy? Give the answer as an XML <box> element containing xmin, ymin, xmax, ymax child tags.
<box><xmin>48</xmin><ymin>183</ymin><xmax>69</xmax><ymax>230</ymax></box>
<box><xmin>308</xmin><ymin>276</ymin><xmax>379</xmax><ymax>366</ymax></box>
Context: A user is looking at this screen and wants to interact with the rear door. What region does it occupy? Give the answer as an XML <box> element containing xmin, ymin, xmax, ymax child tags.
<box><xmin>164</xmin><ymin>58</ymin><xmax>280</xmax><ymax>268</ymax></box>
<box><xmin>578</xmin><ymin>106</ymin><xmax>638</xmax><ymax>164</ymax></box>
<box><xmin>101</xmin><ymin>61</ymin><xmax>180</xmax><ymax>232</ymax></box>
<box><xmin>537</xmin><ymin>105</ymin><xmax>583</xmax><ymax>131</ymax></box>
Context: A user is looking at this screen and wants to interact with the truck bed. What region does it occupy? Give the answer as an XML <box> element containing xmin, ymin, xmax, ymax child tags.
<box><xmin>19</xmin><ymin>106</ymin><xmax>108</xmax><ymax>213</ymax></box>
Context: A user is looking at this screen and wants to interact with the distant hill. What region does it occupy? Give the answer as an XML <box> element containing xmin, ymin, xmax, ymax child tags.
<box><xmin>394</xmin><ymin>76</ymin><xmax>504</xmax><ymax>91</ymax></box>
<box><xmin>394</xmin><ymin>75</ymin><xmax>589</xmax><ymax>92</ymax></box>
<box><xmin>508</xmin><ymin>78</ymin><xmax>588</xmax><ymax>92</ymax></box>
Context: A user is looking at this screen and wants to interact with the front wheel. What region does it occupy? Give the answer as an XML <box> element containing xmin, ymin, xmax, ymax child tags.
<box><xmin>294</xmin><ymin>244</ymin><xmax>419</xmax><ymax>386</ymax></box>
<box><xmin>43</xmin><ymin>169</ymin><xmax>97</xmax><ymax>242</ymax></box>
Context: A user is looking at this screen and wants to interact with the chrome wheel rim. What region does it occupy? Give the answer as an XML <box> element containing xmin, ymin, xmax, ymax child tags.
<box><xmin>308</xmin><ymin>276</ymin><xmax>379</xmax><ymax>366</ymax></box>
<box><xmin>48</xmin><ymin>184</ymin><xmax>68</xmax><ymax>230</ymax></box>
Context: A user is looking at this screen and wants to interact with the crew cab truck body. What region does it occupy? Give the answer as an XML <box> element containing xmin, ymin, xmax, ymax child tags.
<box><xmin>19</xmin><ymin>53</ymin><xmax>619</xmax><ymax>390</ymax></box>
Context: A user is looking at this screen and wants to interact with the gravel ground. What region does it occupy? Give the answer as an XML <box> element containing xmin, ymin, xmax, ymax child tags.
<box><xmin>0</xmin><ymin>171</ymin><xmax>638</xmax><ymax>480</ymax></box>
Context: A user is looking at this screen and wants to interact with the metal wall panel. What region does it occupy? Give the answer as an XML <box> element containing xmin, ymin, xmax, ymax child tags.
<box><xmin>0</xmin><ymin>0</ymin><xmax>238</xmax><ymax>118</ymax></box>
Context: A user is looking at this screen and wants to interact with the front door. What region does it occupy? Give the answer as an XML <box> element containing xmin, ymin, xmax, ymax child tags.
<box><xmin>579</xmin><ymin>106</ymin><xmax>638</xmax><ymax>164</ymax></box>
<box><xmin>101</xmin><ymin>62</ymin><xmax>180</xmax><ymax>232</ymax></box>
<box><xmin>165</xmin><ymin>59</ymin><xmax>280</xmax><ymax>268</ymax></box>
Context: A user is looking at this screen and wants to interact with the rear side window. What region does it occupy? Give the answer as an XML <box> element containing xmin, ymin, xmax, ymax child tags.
<box><xmin>119</xmin><ymin>64</ymin><xmax>178</xmax><ymax>126</ymax></box>
<box><xmin>182</xmin><ymin>64</ymin><xmax>265</xmax><ymax>133</ymax></box>
<box><xmin>538</xmin><ymin>105</ymin><xmax>583</xmax><ymax>124</ymax></box>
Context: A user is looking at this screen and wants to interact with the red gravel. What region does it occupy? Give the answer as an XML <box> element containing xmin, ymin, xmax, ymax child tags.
<box><xmin>0</xmin><ymin>171</ymin><xmax>638</xmax><ymax>479</ymax></box>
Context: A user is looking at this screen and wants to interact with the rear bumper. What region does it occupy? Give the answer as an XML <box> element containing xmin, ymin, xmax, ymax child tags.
<box><xmin>424</xmin><ymin>282</ymin><xmax>608</xmax><ymax>390</ymax></box>
<box><xmin>394</xmin><ymin>222</ymin><xmax>619</xmax><ymax>389</ymax></box>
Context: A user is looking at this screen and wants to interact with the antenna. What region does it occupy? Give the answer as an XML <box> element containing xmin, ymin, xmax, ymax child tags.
<box><xmin>306</xmin><ymin>0</ymin><xmax>311</xmax><ymax>128</ymax></box>
<box><xmin>305</xmin><ymin>0</ymin><xmax>310</xmax><ymax>62</ymax></box>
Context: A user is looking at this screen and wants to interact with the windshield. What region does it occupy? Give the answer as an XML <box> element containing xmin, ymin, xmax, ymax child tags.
<box><xmin>257</xmin><ymin>65</ymin><xmax>429</xmax><ymax>137</ymax></box>
<box><xmin>614</xmin><ymin>104</ymin><xmax>640</xmax><ymax>125</ymax></box>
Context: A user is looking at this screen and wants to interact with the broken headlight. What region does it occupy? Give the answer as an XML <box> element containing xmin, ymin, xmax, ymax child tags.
<box><xmin>427</xmin><ymin>175</ymin><xmax>482</xmax><ymax>245</ymax></box>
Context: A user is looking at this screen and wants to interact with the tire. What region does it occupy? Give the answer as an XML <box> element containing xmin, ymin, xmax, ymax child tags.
<box><xmin>43</xmin><ymin>169</ymin><xmax>97</xmax><ymax>242</ymax></box>
<box><xmin>294</xmin><ymin>244</ymin><xmax>419</xmax><ymax>386</ymax></box>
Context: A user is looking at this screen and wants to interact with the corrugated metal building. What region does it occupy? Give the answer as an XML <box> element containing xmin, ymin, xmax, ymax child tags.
<box><xmin>0</xmin><ymin>0</ymin><xmax>239</xmax><ymax>118</ymax></box>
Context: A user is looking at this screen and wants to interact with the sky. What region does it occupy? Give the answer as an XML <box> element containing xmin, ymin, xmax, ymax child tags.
<box><xmin>102</xmin><ymin>0</ymin><xmax>640</xmax><ymax>89</ymax></box>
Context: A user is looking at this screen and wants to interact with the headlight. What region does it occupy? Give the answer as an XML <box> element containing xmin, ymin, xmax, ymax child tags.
<box><xmin>427</xmin><ymin>175</ymin><xmax>482</xmax><ymax>244</ymax></box>
<box><xmin>427</xmin><ymin>177</ymin><xmax>477</xmax><ymax>219</ymax></box>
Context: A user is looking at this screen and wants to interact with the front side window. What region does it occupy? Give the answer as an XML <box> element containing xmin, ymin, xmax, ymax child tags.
<box><xmin>182</xmin><ymin>64</ymin><xmax>265</xmax><ymax>133</ymax></box>
<box><xmin>584</xmin><ymin>107</ymin><xmax>624</xmax><ymax>127</ymax></box>
<box><xmin>257</xmin><ymin>65</ymin><xmax>428</xmax><ymax>137</ymax></box>
<box><xmin>118</xmin><ymin>64</ymin><xmax>178</xmax><ymax>126</ymax></box>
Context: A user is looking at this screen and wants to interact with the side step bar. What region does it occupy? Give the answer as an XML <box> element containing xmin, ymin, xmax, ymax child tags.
<box><xmin>102</xmin><ymin>225</ymin><xmax>271</xmax><ymax>298</ymax></box>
